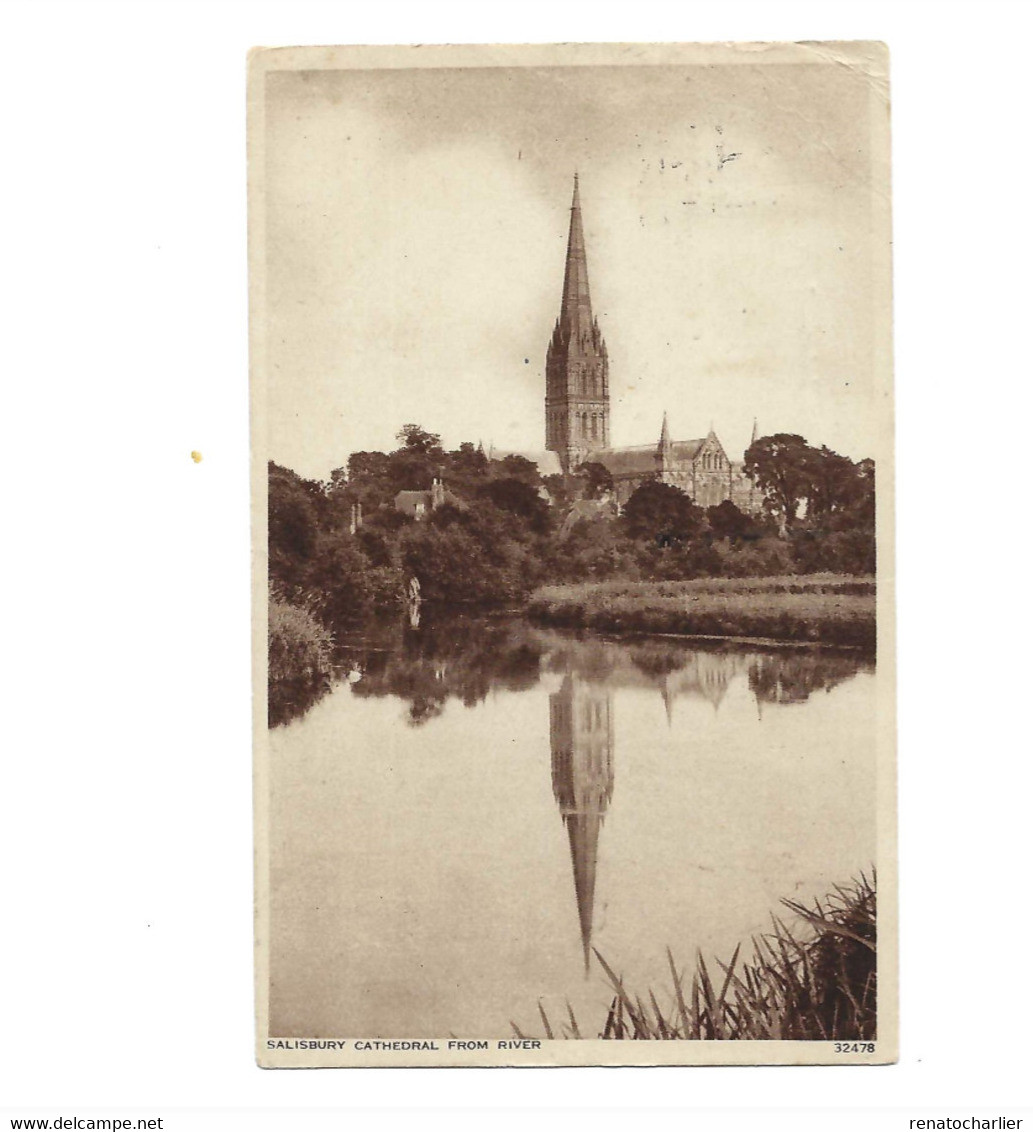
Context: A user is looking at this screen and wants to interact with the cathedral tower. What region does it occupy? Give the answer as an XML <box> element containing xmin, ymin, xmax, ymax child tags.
<box><xmin>545</xmin><ymin>175</ymin><xmax>610</xmax><ymax>472</ymax></box>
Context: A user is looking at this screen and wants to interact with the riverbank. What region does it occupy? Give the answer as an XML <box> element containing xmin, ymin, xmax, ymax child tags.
<box><xmin>521</xmin><ymin>873</ymin><xmax>877</xmax><ymax>1041</ymax></box>
<box><xmin>526</xmin><ymin>574</ymin><xmax>876</xmax><ymax>649</ymax></box>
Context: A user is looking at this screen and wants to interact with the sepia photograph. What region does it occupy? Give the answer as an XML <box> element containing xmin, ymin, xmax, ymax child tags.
<box><xmin>249</xmin><ymin>41</ymin><xmax>895</xmax><ymax>1067</ymax></box>
<box><xmin>10</xmin><ymin>1</ymin><xmax>1033</xmax><ymax>1125</ymax></box>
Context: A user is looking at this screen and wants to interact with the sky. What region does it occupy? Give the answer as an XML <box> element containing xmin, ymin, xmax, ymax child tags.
<box><xmin>261</xmin><ymin>57</ymin><xmax>884</xmax><ymax>480</ymax></box>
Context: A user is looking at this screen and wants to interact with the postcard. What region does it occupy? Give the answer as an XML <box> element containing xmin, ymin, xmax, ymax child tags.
<box><xmin>250</xmin><ymin>40</ymin><xmax>895</xmax><ymax>1066</ymax></box>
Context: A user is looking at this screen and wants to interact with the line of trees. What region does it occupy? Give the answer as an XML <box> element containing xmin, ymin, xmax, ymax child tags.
<box><xmin>269</xmin><ymin>424</ymin><xmax>876</xmax><ymax>631</ymax></box>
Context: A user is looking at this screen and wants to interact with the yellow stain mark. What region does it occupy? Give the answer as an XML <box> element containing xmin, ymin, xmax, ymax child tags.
<box><xmin>191</xmin><ymin>450</ymin><xmax>203</xmax><ymax>463</ymax></box>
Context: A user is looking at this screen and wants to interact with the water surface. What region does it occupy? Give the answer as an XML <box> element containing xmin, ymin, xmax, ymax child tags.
<box><xmin>269</xmin><ymin>615</ymin><xmax>875</xmax><ymax>1037</ymax></box>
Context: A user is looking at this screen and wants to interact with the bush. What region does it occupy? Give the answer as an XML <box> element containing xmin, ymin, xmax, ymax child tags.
<box><xmin>715</xmin><ymin>537</ymin><xmax>797</xmax><ymax>578</ymax></box>
<box><xmin>792</xmin><ymin>527</ymin><xmax>875</xmax><ymax>575</ymax></box>
<box><xmin>268</xmin><ymin>598</ymin><xmax>334</xmax><ymax>726</ymax></box>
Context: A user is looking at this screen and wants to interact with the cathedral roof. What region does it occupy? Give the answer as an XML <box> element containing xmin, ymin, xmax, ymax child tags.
<box><xmin>670</xmin><ymin>439</ymin><xmax>708</xmax><ymax>462</ymax></box>
<box><xmin>589</xmin><ymin>439</ymin><xmax>707</xmax><ymax>477</ymax></box>
<box><xmin>489</xmin><ymin>448</ymin><xmax>563</xmax><ymax>478</ymax></box>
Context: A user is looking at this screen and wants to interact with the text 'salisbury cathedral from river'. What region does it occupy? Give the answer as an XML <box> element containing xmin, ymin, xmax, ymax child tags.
<box><xmin>543</xmin><ymin>174</ymin><xmax>759</xmax><ymax>512</ymax></box>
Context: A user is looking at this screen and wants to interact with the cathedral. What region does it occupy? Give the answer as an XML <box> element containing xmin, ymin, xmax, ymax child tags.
<box><xmin>543</xmin><ymin>175</ymin><xmax>759</xmax><ymax>512</ymax></box>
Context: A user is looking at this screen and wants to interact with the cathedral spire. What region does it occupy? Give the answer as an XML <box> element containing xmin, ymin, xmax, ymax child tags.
<box><xmin>560</xmin><ymin>173</ymin><xmax>593</xmax><ymax>340</ymax></box>
<box><xmin>545</xmin><ymin>175</ymin><xmax>610</xmax><ymax>466</ymax></box>
<box><xmin>750</xmin><ymin>417</ymin><xmax>758</xmax><ymax>447</ymax></box>
<box><xmin>658</xmin><ymin>411</ymin><xmax>672</xmax><ymax>454</ymax></box>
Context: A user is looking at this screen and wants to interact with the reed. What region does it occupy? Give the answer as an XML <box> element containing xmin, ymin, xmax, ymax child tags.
<box><xmin>515</xmin><ymin>873</ymin><xmax>877</xmax><ymax>1041</ymax></box>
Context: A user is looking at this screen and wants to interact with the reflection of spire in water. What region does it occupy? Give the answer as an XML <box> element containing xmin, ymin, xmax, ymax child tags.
<box><xmin>550</xmin><ymin>673</ymin><xmax>614</xmax><ymax>972</ymax></box>
<box><xmin>660</xmin><ymin>681</ymin><xmax>674</xmax><ymax>728</ymax></box>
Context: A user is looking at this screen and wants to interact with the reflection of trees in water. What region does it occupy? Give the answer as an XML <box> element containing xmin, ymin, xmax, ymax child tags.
<box><xmin>748</xmin><ymin>651</ymin><xmax>874</xmax><ymax>705</ymax></box>
<box><xmin>345</xmin><ymin>615</ymin><xmax>544</xmax><ymax>726</ymax></box>
<box><xmin>628</xmin><ymin>645</ymin><xmax>685</xmax><ymax>679</ymax></box>
<box><xmin>268</xmin><ymin>676</ymin><xmax>332</xmax><ymax>729</ymax></box>
<box><xmin>323</xmin><ymin>614</ymin><xmax>872</xmax><ymax>727</ymax></box>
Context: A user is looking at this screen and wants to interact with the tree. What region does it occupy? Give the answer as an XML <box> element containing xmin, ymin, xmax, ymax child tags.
<box><xmin>577</xmin><ymin>461</ymin><xmax>615</xmax><ymax>500</ymax></box>
<box><xmin>387</xmin><ymin>446</ymin><xmax>439</xmax><ymax>494</ymax></box>
<box><xmin>396</xmin><ymin>423</ymin><xmax>443</xmax><ymax>456</ymax></box>
<box><xmin>303</xmin><ymin>530</ymin><xmax>373</xmax><ymax>625</ymax></box>
<box><xmin>743</xmin><ymin>433</ymin><xmax>814</xmax><ymax>533</ymax></box>
<box><xmin>492</xmin><ymin>453</ymin><xmax>542</xmax><ymax>487</ymax></box>
<box><xmin>706</xmin><ymin>499</ymin><xmax>758</xmax><ymax>542</ymax></box>
<box><xmin>804</xmin><ymin>445</ymin><xmax>862</xmax><ymax>520</ymax></box>
<box><xmin>449</xmin><ymin>441</ymin><xmax>489</xmax><ymax>477</ymax></box>
<box><xmin>849</xmin><ymin>458</ymin><xmax>876</xmax><ymax>527</ymax></box>
<box><xmin>268</xmin><ymin>462</ymin><xmax>322</xmax><ymax>593</ymax></box>
<box><xmin>344</xmin><ymin>450</ymin><xmax>394</xmax><ymax>511</ymax></box>
<box><xmin>622</xmin><ymin>481</ymin><xmax>703</xmax><ymax>544</ymax></box>
<box><xmin>348</xmin><ymin>450</ymin><xmax>391</xmax><ymax>482</ymax></box>
<box><xmin>478</xmin><ymin>477</ymin><xmax>551</xmax><ymax>535</ymax></box>
<box><xmin>542</xmin><ymin>473</ymin><xmax>574</xmax><ymax>510</ymax></box>
<box><xmin>400</xmin><ymin>521</ymin><xmax>507</xmax><ymax>604</ymax></box>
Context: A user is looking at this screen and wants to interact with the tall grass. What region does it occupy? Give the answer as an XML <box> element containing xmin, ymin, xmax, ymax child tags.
<box><xmin>527</xmin><ymin>575</ymin><xmax>875</xmax><ymax>649</ymax></box>
<box><xmin>536</xmin><ymin>574</ymin><xmax>875</xmax><ymax>599</ymax></box>
<box><xmin>517</xmin><ymin>873</ymin><xmax>876</xmax><ymax>1041</ymax></box>
<box><xmin>268</xmin><ymin>596</ymin><xmax>334</xmax><ymax>726</ymax></box>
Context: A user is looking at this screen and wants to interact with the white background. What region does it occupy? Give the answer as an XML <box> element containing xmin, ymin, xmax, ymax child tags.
<box><xmin>0</xmin><ymin>0</ymin><xmax>1030</xmax><ymax>1127</ymax></box>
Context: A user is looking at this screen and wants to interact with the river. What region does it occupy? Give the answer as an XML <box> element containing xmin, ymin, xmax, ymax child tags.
<box><xmin>267</xmin><ymin>614</ymin><xmax>875</xmax><ymax>1038</ymax></box>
